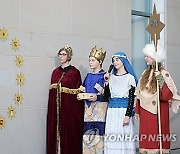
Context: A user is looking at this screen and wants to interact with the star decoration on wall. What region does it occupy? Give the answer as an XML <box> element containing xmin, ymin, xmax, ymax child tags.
<box><xmin>0</xmin><ymin>116</ymin><xmax>6</xmax><ymax>129</ymax></box>
<box><xmin>11</xmin><ymin>38</ymin><xmax>20</xmax><ymax>51</ymax></box>
<box><xmin>146</xmin><ymin>4</ymin><xmax>165</xmax><ymax>43</ymax></box>
<box><xmin>0</xmin><ymin>28</ymin><xmax>8</xmax><ymax>41</ymax></box>
<box><xmin>7</xmin><ymin>106</ymin><xmax>16</xmax><ymax>120</ymax></box>
<box><xmin>14</xmin><ymin>93</ymin><xmax>23</xmax><ymax>105</ymax></box>
<box><xmin>16</xmin><ymin>73</ymin><xmax>25</xmax><ymax>86</ymax></box>
<box><xmin>15</xmin><ymin>55</ymin><xmax>24</xmax><ymax>67</ymax></box>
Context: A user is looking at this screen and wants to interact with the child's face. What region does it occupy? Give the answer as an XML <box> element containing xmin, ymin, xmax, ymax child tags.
<box><xmin>112</xmin><ymin>57</ymin><xmax>123</xmax><ymax>70</ymax></box>
<box><xmin>58</xmin><ymin>50</ymin><xmax>68</xmax><ymax>64</ymax></box>
<box><xmin>145</xmin><ymin>55</ymin><xmax>154</xmax><ymax>65</ymax></box>
<box><xmin>89</xmin><ymin>57</ymin><xmax>100</xmax><ymax>70</ymax></box>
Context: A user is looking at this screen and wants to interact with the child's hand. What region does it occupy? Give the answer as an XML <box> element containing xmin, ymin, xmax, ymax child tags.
<box><xmin>134</xmin><ymin>115</ymin><xmax>140</xmax><ymax>121</ymax></box>
<box><xmin>123</xmin><ymin>116</ymin><xmax>130</xmax><ymax>126</ymax></box>
<box><xmin>87</xmin><ymin>94</ymin><xmax>97</xmax><ymax>102</ymax></box>
<box><xmin>77</xmin><ymin>93</ymin><xmax>82</xmax><ymax>100</ymax></box>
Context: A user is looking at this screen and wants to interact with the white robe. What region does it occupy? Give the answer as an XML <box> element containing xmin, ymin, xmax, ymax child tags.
<box><xmin>104</xmin><ymin>73</ymin><xmax>136</xmax><ymax>154</ymax></box>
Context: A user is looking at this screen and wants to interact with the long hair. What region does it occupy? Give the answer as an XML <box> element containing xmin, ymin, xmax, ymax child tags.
<box><xmin>140</xmin><ymin>62</ymin><xmax>163</xmax><ymax>94</ymax></box>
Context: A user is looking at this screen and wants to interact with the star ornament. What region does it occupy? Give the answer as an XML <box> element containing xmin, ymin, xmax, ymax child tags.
<box><xmin>146</xmin><ymin>4</ymin><xmax>165</xmax><ymax>42</ymax></box>
<box><xmin>11</xmin><ymin>38</ymin><xmax>20</xmax><ymax>51</ymax></box>
<box><xmin>14</xmin><ymin>93</ymin><xmax>23</xmax><ymax>105</ymax></box>
<box><xmin>16</xmin><ymin>73</ymin><xmax>25</xmax><ymax>86</ymax></box>
<box><xmin>7</xmin><ymin>106</ymin><xmax>16</xmax><ymax>120</ymax></box>
<box><xmin>0</xmin><ymin>116</ymin><xmax>6</xmax><ymax>129</ymax></box>
<box><xmin>0</xmin><ymin>28</ymin><xmax>8</xmax><ymax>41</ymax></box>
<box><xmin>15</xmin><ymin>55</ymin><xmax>24</xmax><ymax>67</ymax></box>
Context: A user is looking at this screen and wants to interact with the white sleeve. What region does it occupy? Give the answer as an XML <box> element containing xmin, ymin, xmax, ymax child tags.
<box><xmin>129</xmin><ymin>74</ymin><xmax>136</xmax><ymax>87</ymax></box>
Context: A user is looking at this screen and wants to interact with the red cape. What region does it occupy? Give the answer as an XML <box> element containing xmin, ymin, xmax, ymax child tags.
<box><xmin>47</xmin><ymin>66</ymin><xmax>84</xmax><ymax>154</ymax></box>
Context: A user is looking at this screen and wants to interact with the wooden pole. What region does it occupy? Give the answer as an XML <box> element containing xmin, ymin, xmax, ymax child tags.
<box><xmin>154</xmin><ymin>33</ymin><xmax>163</xmax><ymax>154</ymax></box>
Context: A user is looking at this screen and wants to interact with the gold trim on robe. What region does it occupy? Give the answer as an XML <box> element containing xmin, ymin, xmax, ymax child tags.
<box><xmin>50</xmin><ymin>83</ymin><xmax>82</xmax><ymax>94</ymax></box>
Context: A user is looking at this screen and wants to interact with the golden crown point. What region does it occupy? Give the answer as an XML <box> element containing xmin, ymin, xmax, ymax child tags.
<box><xmin>64</xmin><ymin>45</ymin><xmax>72</xmax><ymax>53</ymax></box>
<box><xmin>89</xmin><ymin>46</ymin><xmax>106</xmax><ymax>62</ymax></box>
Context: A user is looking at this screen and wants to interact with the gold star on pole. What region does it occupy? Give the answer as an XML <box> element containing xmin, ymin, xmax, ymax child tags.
<box><xmin>0</xmin><ymin>116</ymin><xmax>6</xmax><ymax>129</ymax></box>
<box><xmin>15</xmin><ymin>55</ymin><xmax>24</xmax><ymax>67</ymax></box>
<box><xmin>146</xmin><ymin>4</ymin><xmax>165</xmax><ymax>44</ymax></box>
<box><xmin>146</xmin><ymin>5</ymin><xmax>165</xmax><ymax>154</ymax></box>
<box><xmin>16</xmin><ymin>73</ymin><xmax>25</xmax><ymax>86</ymax></box>
<box><xmin>7</xmin><ymin>106</ymin><xmax>16</xmax><ymax>120</ymax></box>
<box><xmin>0</xmin><ymin>28</ymin><xmax>8</xmax><ymax>41</ymax></box>
<box><xmin>11</xmin><ymin>38</ymin><xmax>20</xmax><ymax>51</ymax></box>
<box><xmin>14</xmin><ymin>93</ymin><xmax>23</xmax><ymax>105</ymax></box>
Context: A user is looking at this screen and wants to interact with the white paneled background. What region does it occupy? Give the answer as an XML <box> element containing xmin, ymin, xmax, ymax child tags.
<box><xmin>0</xmin><ymin>0</ymin><xmax>180</xmax><ymax>153</ymax></box>
<box><xmin>0</xmin><ymin>0</ymin><xmax>131</xmax><ymax>153</ymax></box>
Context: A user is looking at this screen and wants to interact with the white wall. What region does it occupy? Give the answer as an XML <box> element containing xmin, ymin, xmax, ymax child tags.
<box><xmin>0</xmin><ymin>0</ymin><xmax>132</xmax><ymax>153</ymax></box>
<box><xmin>166</xmin><ymin>0</ymin><xmax>180</xmax><ymax>151</ymax></box>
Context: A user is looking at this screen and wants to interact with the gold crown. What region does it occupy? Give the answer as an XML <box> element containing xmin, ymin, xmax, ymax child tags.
<box><xmin>63</xmin><ymin>45</ymin><xmax>72</xmax><ymax>54</ymax></box>
<box><xmin>89</xmin><ymin>46</ymin><xmax>106</xmax><ymax>62</ymax></box>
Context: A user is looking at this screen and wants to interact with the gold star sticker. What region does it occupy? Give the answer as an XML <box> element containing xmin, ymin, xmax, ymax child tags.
<box><xmin>0</xmin><ymin>28</ymin><xmax>8</xmax><ymax>41</ymax></box>
<box><xmin>7</xmin><ymin>106</ymin><xmax>16</xmax><ymax>120</ymax></box>
<box><xmin>14</xmin><ymin>93</ymin><xmax>23</xmax><ymax>105</ymax></box>
<box><xmin>11</xmin><ymin>38</ymin><xmax>20</xmax><ymax>51</ymax></box>
<box><xmin>16</xmin><ymin>73</ymin><xmax>25</xmax><ymax>86</ymax></box>
<box><xmin>15</xmin><ymin>55</ymin><xmax>24</xmax><ymax>67</ymax></box>
<box><xmin>0</xmin><ymin>116</ymin><xmax>6</xmax><ymax>129</ymax></box>
<box><xmin>146</xmin><ymin>4</ymin><xmax>165</xmax><ymax>43</ymax></box>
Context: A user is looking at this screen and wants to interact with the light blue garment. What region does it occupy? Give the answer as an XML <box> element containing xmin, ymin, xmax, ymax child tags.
<box><xmin>108</xmin><ymin>97</ymin><xmax>128</xmax><ymax>108</ymax></box>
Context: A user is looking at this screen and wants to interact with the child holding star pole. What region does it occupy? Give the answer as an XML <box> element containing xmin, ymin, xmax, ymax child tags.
<box><xmin>134</xmin><ymin>5</ymin><xmax>180</xmax><ymax>154</ymax></box>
